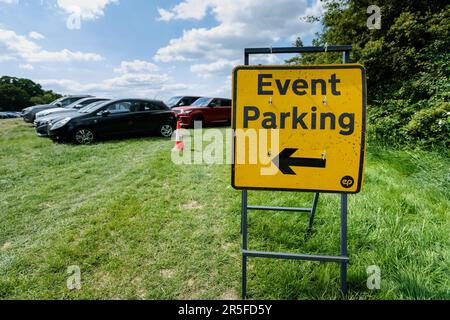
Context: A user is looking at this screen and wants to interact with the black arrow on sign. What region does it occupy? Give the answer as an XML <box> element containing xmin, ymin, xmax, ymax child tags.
<box><xmin>272</xmin><ymin>148</ymin><xmax>327</xmax><ymax>175</ymax></box>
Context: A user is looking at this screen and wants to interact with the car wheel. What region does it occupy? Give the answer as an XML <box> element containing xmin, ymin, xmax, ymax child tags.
<box><xmin>159</xmin><ymin>123</ymin><xmax>174</xmax><ymax>138</ymax></box>
<box><xmin>73</xmin><ymin>128</ymin><xmax>95</xmax><ymax>145</ymax></box>
<box><xmin>191</xmin><ymin>115</ymin><xmax>203</xmax><ymax>128</ymax></box>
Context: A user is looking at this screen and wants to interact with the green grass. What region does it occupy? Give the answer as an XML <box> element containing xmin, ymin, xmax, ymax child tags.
<box><xmin>0</xmin><ymin>119</ymin><xmax>449</xmax><ymax>300</ymax></box>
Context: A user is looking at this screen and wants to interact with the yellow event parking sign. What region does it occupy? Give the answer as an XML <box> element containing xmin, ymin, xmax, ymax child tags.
<box><xmin>232</xmin><ymin>65</ymin><xmax>367</xmax><ymax>193</ymax></box>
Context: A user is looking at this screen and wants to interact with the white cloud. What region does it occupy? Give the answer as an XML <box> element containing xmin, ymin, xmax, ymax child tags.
<box><xmin>39</xmin><ymin>77</ymin><xmax>193</xmax><ymax>99</ymax></box>
<box><xmin>0</xmin><ymin>28</ymin><xmax>103</xmax><ymax>62</ymax></box>
<box><xmin>155</xmin><ymin>0</ymin><xmax>324</xmax><ymax>63</ymax></box>
<box><xmin>157</xmin><ymin>0</ymin><xmax>212</xmax><ymax>21</ymax></box>
<box><xmin>19</xmin><ymin>63</ymin><xmax>34</xmax><ymax>70</ymax></box>
<box><xmin>251</xmin><ymin>54</ymin><xmax>283</xmax><ymax>65</ymax></box>
<box><xmin>0</xmin><ymin>0</ymin><xmax>19</xmax><ymax>4</ymax></box>
<box><xmin>212</xmin><ymin>75</ymin><xmax>232</xmax><ymax>97</ymax></box>
<box><xmin>57</xmin><ymin>0</ymin><xmax>118</xmax><ymax>21</ymax></box>
<box><xmin>0</xmin><ymin>54</ymin><xmax>16</xmax><ymax>62</ymax></box>
<box><xmin>113</xmin><ymin>60</ymin><xmax>159</xmax><ymax>74</ymax></box>
<box><xmin>190</xmin><ymin>58</ymin><xmax>239</xmax><ymax>78</ymax></box>
<box><xmin>28</xmin><ymin>31</ymin><xmax>45</xmax><ymax>40</ymax></box>
<box><xmin>38</xmin><ymin>60</ymin><xmax>191</xmax><ymax>99</ymax></box>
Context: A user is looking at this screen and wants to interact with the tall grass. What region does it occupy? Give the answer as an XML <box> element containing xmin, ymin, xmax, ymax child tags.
<box><xmin>0</xmin><ymin>120</ymin><xmax>448</xmax><ymax>299</ymax></box>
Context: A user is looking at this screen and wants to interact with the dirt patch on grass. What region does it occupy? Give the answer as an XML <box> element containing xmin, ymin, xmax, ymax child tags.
<box><xmin>1</xmin><ymin>241</ymin><xmax>12</xmax><ymax>251</ymax></box>
<box><xmin>221</xmin><ymin>289</ymin><xmax>238</xmax><ymax>300</ymax></box>
<box><xmin>221</xmin><ymin>242</ymin><xmax>234</xmax><ymax>250</ymax></box>
<box><xmin>160</xmin><ymin>269</ymin><xmax>175</xmax><ymax>279</ymax></box>
<box><xmin>181</xmin><ymin>201</ymin><xmax>203</xmax><ymax>210</ymax></box>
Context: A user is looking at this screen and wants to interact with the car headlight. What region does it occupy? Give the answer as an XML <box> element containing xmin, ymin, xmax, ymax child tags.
<box><xmin>50</xmin><ymin>117</ymin><xmax>71</xmax><ymax>130</ymax></box>
<box><xmin>180</xmin><ymin>110</ymin><xmax>192</xmax><ymax>115</ymax></box>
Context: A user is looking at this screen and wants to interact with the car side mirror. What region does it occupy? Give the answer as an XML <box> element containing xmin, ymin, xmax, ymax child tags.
<box><xmin>55</xmin><ymin>102</ymin><xmax>63</xmax><ymax>107</ymax></box>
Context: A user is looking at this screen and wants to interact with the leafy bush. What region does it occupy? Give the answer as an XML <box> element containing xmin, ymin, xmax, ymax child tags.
<box><xmin>403</xmin><ymin>102</ymin><xmax>450</xmax><ymax>149</ymax></box>
<box><xmin>288</xmin><ymin>1</ymin><xmax>450</xmax><ymax>150</ymax></box>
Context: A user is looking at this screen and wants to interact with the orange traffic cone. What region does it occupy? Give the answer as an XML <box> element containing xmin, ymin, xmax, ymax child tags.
<box><xmin>172</xmin><ymin>120</ymin><xmax>185</xmax><ymax>152</ymax></box>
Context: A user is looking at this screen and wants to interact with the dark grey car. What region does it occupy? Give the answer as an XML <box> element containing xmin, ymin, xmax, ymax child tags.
<box><xmin>21</xmin><ymin>95</ymin><xmax>92</xmax><ymax>123</ymax></box>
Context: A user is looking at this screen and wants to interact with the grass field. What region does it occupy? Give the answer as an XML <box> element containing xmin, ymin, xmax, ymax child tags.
<box><xmin>0</xmin><ymin>119</ymin><xmax>449</xmax><ymax>300</ymax></box>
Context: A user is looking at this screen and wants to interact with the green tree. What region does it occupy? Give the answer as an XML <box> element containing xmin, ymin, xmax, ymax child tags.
<box><xmin>0</xmin><ymin>76</ymin><xmax>44</xmax><ymax>98</ymax></box>
<box><xmin>0</xmin><ymin>76</ymin><xmax>61</xmax><ymax>111</ymax></box>
<box><xmin>30</xmin><ymin>92</ymin><xmax>61</xmax><ymax>106</ymax></box>
<box><xmin>0</xmin><ymin>84</ymin><xmax>31</xmax><ymax>111</ymax></box>
<box><xmin>288</xmin><ymin>0</ymin><xmax>449</xmax><ymax>149</ymax></box>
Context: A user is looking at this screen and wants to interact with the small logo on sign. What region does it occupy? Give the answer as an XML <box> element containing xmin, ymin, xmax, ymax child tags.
<box><xmin>341</xmin><ymin>176</ymin><xmax>354</xmax><ymax>188</ymax></box>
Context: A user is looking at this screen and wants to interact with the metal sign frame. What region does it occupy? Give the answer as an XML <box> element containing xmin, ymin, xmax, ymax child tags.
<box><xmin>238</xmin><ymin>45</ymin><xmax>353</xmax><ymax>299</ymax></box>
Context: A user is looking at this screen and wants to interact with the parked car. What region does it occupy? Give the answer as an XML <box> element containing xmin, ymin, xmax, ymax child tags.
<box><xmin>172</xmin><ymin>97</ymin><xmax>232</xmax><ymax>127</ymax></box>
<box><xmin>0</xmin><ymin>112</ymin><xmax>21</xmax><ymax>119</ymax></box>
<box><xmin>35</xmin><ymin>100</ymin><xmax>110</xmax><ymax>137</ymax></box>
<box><xmin>165</xmin><ymin>96</ymin><xmax>202</xmax><ymax>109</ymax></box>
<box><xmin>21</xmin><ymin>95</ymin><xmax>92</xmax><ymax>123</ymax></box>
<box><xmin>48</xmin><ymin>99</ymin><xmax>177</xmax><ymax>144</ymax></box>
<box><xmin>35</xmin><ymin>97</ymin><xmax>110</xmax><ymax>123</ymax></box>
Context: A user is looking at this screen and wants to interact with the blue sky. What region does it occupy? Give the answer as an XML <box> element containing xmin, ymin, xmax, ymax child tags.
<box><xmin>0</xmin><ymin>0</ymin><xmax>323</xmax><ymax>100</ymax></box>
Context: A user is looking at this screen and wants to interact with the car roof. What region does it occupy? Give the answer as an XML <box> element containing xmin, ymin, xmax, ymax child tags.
<box><xmin>198</xmin><ymin>97</ymin><xmax>231</xmax><ymax>100</ymax></box>
<box><xmin>106</xmin><ymin>98</ymin><xmax>166</xmax><ymax>104</ymax></box>
<box><xmin>77</xmin><ymin>97</ymin><xmax>109</xmax><ymax>101</ymax></box>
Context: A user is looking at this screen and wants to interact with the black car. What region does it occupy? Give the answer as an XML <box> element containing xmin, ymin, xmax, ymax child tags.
<box><xmin>165</xmin><ymin>96</ymin><xmax>202</xmax><ymax>109</ymax></box>
<box><xmin>48</xmin><ymin>99</ymin><xmax>177</xmax><ymax>144</ymax></box>
<box><xmin>21</xmin><ymin>95</ymin><xmax>92</xmax><ymax>123</ymax></box>
<box><xmin>35</xmin><ymin>99</ymin><xmax>110</xmax><ymax>136</ymax></box>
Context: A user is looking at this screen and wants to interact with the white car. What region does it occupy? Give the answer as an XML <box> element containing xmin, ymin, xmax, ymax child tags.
<box><xmin>34</xmin><ymin>97</ymin><xmax>109</xmax><ymax>122</ymax></box>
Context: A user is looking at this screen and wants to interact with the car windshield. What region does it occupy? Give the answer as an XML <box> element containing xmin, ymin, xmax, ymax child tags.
<box><xmin>50</xmin><ymin>97</ymin><xmax>64</xmax><ymax>105</ymax></box>
<box><xmin>79</xmin><ymin>101</ymin><xmax>109</xmax><ymax>113</ymax></box>
<box><xmin>165</xmin><ymin>96</ymin><xmax>182</xmax><ymax>107</ymax></box>
<box><xmin>69</xmin><ymin>99</ymin><xmax>105</xmax><ymax>109</ymax></box>
<box><xmin>65</xmin><ymin>100</ymin><xmax>86</xmax><ymax>109</ymax></box>
<box><xmin>191</xmin><ymin>98</ymin><xmax>212</xmax><ymax>107</ymax></box>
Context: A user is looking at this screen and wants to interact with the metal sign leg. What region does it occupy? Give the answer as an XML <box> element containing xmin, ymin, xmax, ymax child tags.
<box><xmin>308</xmin><ymin>193</ymin><xmax>320</xmax><ymax>231</ymax></box>
<box><xmin>242</xmin><ymin>190</ymin><xmax>248</xmax><ymax>299</ymax></box>
<box><xmin>340</xmin><ymin>193</ymin><xmax>348</xmax><ymax>296</ymax></box>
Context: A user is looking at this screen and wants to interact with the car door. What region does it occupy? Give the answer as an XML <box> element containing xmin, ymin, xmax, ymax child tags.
<box><xmin>130</xmin><ymin>100</ymin><xmax>159</xmax><ymax>133</ymax></box>
<box><xmin>143</xmin><ymin>101</ymin><xmax>173</xmax><ymax>133</ymax></box>
<box><xmin>203</xmin><ymin>98</ymin><xmax>221</xmax><ymax>123</ymax></box>
<box><xmin>95</xmin><ymin>101</ymin><xmax>134</xmax><ymax>136</ymax></box>
<box><xmin>215</xmin><ymin>99</ymin><xmax>231</xmax><ymax>122</ymax></box>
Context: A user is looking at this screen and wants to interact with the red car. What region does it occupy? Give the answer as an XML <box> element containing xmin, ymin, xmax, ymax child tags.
<box><xmin>173</xmin><ymin>97</ymin><xmax>232</xmax><ymax>127</ymax></box>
